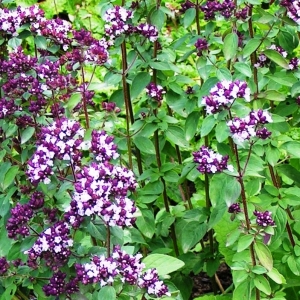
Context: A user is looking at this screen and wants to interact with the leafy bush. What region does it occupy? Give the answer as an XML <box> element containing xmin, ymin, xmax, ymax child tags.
<box><xmin>0</xmin><ymin>0</ymin><xmax>300</xmax><ymax>299</ymax></box>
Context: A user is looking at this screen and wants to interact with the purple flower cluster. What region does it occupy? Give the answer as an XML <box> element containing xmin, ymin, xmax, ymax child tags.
<box><xmin>281</xmin><ymin>0</ymin><xmax>300</xmax><ymax>24</ymax></box>
<box><xmin>26</xmin><ymin>118</ymin><xmax>84</xmax><ymax>184</ymax></box>
<box><xmin>289</xmin><ymin>57</ymin><xmax>300</xmax><ymax>70</ymax></box>
<box><xmin>201</xmin><ymin>0</ymin><xmax>235</xmax><ymax>20</ymax></box>
<box><xmin>104</xmin><ymin>5</ymin><xmax>158</xmax><ymax>42</ymax></box>
<box><xmin>227</xmin><ymin>109</ymin><xmax>272</xmax><ymax>142</ymax></box>
<box><xmin>193</xmin><ymin>146</ymin><xmax>233</xmax><ymax>174</ymax></box>
<box><xmin>6</xmin><ymin>191</ymin><xmax>45</xmax><ymax>239</ymax></box>
<box><xmin>254</xmin><ymin>211</ymin><xmax>275</xmax><ymax>227</ymax></box>
<box><xmin>228</xmin><ymin>203</ymin><xmax>241</xmax><ymax>213</ymax></box>
<box><xmin>235</xmin><ymin>7</ymin><xmax>248</xmax><ymax>19</ymax></box>
<box><xmin>24</xmin><ymin>221</ymin><xmax>73</xmax><ymax>270</ymax></box>
<box><xmin>138</xmin><ymin>269</ymin><xmax>170</xmax><ymax>297</ymax></box>
<box><xmin>0</xmin><ymin>5</ymin><xmax>44</xmax><ymax>35</ymax></box>
<box><xmin>102</xmin><ymin>101</ymin><xmax>121</xmax><ymax>113</ymax></box>
<box><xmin>146</xmin><ymin>82</ymin><xmax>166</xmax><ymax>103</ymax></box>
<box><xmin>195</xmin><ymin>38</ymin><xmax>209</xmax><ymax>56</ymax></box>
<box><xmin>180</xmin><ymin>0</ymin><xmax>196</xmax><ymax>13</ymax></box>
<box><xmin>65</xmin><ymin>162</ymin><xmax>137</xmax><ymax>228</ymax></box>
<box><xmin>76</xmin><ymin>246</ymin><xmax>170</xmax><ymax>297</ymax></box>
<box><xmin>202</xmin><ymin>80</ymin><xmax>250</xmax><ymax>114</ymax></box>
<box><xmin>42</xmin><ymin>271</ymin><xmax>79</xmax><ymax>296</ymax></box>
<box><xmin>0</xmin><ymin>257</ymin><xmax>9</xmax><ymax>275</ymax></box>
<box><xmin>6</xmin><ymin>203</ymin><xmax>33</xmax><ymax>239</ymax></box>
<box><xmin>136</xmin><ymin>23</ymin><xmax>159</xmax><ymax>42</ymax></box>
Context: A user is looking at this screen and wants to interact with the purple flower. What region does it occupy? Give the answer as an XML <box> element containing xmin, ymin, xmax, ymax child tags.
<box><xmin>138</xmin><ymin>269</ymin><xmax>170</xmax><ymax>297</ymax></box>
<box><xmin>24</xmin><ymin>221</ymin><xmax>73</xmax><ymax>270</ymax></box>
<box><xmin>136</xmin><ymin>23</ymin><xmax>158</xmax><ymax>42</ymax></box>
<box><xmin>202</xmin><ymin>80</ymin><xmax>250</xmax><ymax>114</ymax></box>
<box><xmin>180</xmin><ymin>0</ymin><xmax>196</xmax><ymax>13</ymax></box>
<box><xmin>228</xmin><ymin>203</ymin><xmax>241</xmax><ymax>213</ymax></box>
<box><xmin>0</xmin><ymin>257</ymin><xmax>9</xmax><ymax>275</ymax></box>
<box><xmin>75</xmin><ymin>256</ymin><xmax>119</xmax><ymax>286</ymax></box>
<box><xmin>254</xmin><ymin>211</ymin><xmax>275</xmax><ymax>227</ymax></box>
<box><xmin>146</xmin><ymin>82</ymin><xmax>166</xmax><ymax>102</ymax></box>
<box><xmin>195</xmin><ymin>38</ymin><xmax>208</xmax><ymax>56</ymax></box>
<box><xmin>42</xmin><ymin>271</ymin><xmax>79</xmax><ymax>297</ymax></box>
<box><xmin>289</xmin><ymin>57</ymin><xmax>300</xmax><ymax>70</ymax></box>
<box><xmin>193</xmin><ymin>146</ymin><xmax>233</xmax><ymax>174</ymax></box>
<box><xmin>227</xmin><ymin>109</ymin><xmax>272</xmax><ymax>142</ymax></box>
<box><xmin>6</xmin><ymin>203</ymin><xmax>33</xmax><ymax>239</ymax></box>
<box><xmin>281</xmin><ymin>0</ymin><xmax>300</xmax><ymax>24</ymax></box>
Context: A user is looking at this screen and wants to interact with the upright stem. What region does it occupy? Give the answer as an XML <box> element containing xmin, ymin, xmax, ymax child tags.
<box><xmin>107</xmin><ymin>226</ymin><xmax>111</xmax><ymax>257</ymax></box>
<box><xmin>154</xmin><ymin>130</ymin><xmax>179</xmax><ymax>256</ymax></box>
<box><xmin>232</xmin><ymin>140</ymin><xmax>259</xmax><ymax>299</ymax></box>
<box><xmin>248</xmin><ymin>5</ymin><xmax>259</xmax><ymax>95</ymax></box>
<box><xmin>80</xmin><ymin>66</ymin><xmax>90</xmax><ymax>129</ymax></box>
<box><xmin>120</xmin><ymin>41</ymin><xmax>144</xmax><ymax>175</ymax></box>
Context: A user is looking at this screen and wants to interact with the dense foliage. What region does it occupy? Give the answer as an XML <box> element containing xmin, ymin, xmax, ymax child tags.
<box><xmin>1</xmin><ymin>0</ymin><xmax>300</xmax><ymax>299</ymax></box>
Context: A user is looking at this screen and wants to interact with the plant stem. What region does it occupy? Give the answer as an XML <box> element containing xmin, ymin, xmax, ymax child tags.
<box><xmin>120</xmin><ymin>41</ymin><xmax>144</xmax><ymax>175</ymax></box>
<box><xmin>80</xmin><ymin>66</ymin><xmax>90</xmax><ymax>129</ymax></box>
<box><xmin>248</xmin><ymin>5</ymin><xmax>259</xmax><ymax>95</ymax></box>
<box><xmin>154</xmin><ymin>129</ymin><xmax>179</xmax><ymax>256</ymax></box>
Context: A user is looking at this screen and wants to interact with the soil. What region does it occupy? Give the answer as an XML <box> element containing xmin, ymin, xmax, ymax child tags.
<box><xmin>191</xmin><ymin>263</ymin><xmax>233</xmax><ymax>299</ymax></box>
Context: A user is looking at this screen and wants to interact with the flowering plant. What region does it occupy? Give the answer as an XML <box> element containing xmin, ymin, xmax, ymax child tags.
<box><xmin>0</xmin><ymin>0</ymin><xmax>300</xmax><ymax>300</ymax></box>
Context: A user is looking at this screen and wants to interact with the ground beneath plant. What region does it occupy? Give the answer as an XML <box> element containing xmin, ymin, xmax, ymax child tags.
<box><xmin>191</xmin><ymin>263</ymin><xmax>232</xmax><ymax>299</ymax></box>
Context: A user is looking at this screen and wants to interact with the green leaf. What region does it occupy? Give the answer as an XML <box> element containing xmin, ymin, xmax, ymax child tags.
<box><xmin>265</xmin><ymin>146</ymin><xmax>280</xmax><ymax>166</ymax></box>
<box><xmin>223</xmin><ymin>33</ymin><xmax>238</xmax><ymax>61</ymax></box>
<box><xmin>278</xmin><ymin>30</ymin><xmax>298</xmax><ymax>52</ymax></box>
<box><xmin>232</xmin><ymin>280</ymin><xmax>252</xmax><ymax>300</ymax></box>
<box><xmin>185</xmin><ymin>111</ymin><xmax>200</xmax><ymax>141</ymax></box>
<box><xmin>176</xmin><ymin>220</ymin><xmax>207</xmax><ymax>252</ymax></box>
<box><xmin>136</xmin><ymin>209</ymin><xmax>155</xmax><ymax>239</ymax></box>
<box><xmin>165</xmin><ymin>125</ymin><xmax>188</xmax><ymax>147</ymax></box>
<box><xmin>131</xmin><ymin>72</ymin><xmax>151</xmax><ymax>100</ymax></box>
<box><xmin>66</xmin><ymin>93</ymin><xmax>82</xmax><ymax>110</ymax></box>
<box><xmin>277</xmin><ymin>165</ymin><xmax>300</xmax><ymax>185</ymax></box>
<box><xmin>209</xmin><ymin>173</ymin><xmax>241</xmax><ymax>206</ymax></box>
<box><xmin>143</xmin><ymin>254</ymin><xmax>185</xmax><ymax>275</ymax></box>
<box><xmin>140</xmin><ymin>181</ymin><xmax>164</xmax><ymax>195</ymax></box>
<box><xmin>234</xmin><ymin>62</ymin><xmax>252</xmax><ymax>77</ymax></box>
<box><xmin>243</xmin><ymin>38</ymin><xmax>261</xmax><ymax>58</ymax></box>
<box><xmin>281</xmin><ymin>141</ymin><xmax>300</xmax><ymax>158</ymax></box>
<box><xmin>133</xmin><ymin>136</ymin><xmax>155</xmax><ymax>154</ymax></box>
<box><xmin>264</xmin><ymin>49</ymin><xmax>289</xmax><ymax>69</ymax></box>
<box><xmin>183</xmin><ymin>8</ymin><xmax>196</xmax><ymax>28</ymax></box>
<box><xmin>150</xmin><ymin>8</ymin><xmax>165</xmax><ymax>30</ymax></box>
<box><xmin>98</xmin><ymin>286</ymin><xmax>116</xmax><ymax>300</ymax></box>
<box><xmin>216</xmin><ymin>67</ymin><xmax>232</xmax><ymax>81</ymax></box>
<box><xmin>200</xmin><ymin>114</ymin><xmax>216</xmax><ymax>137</ymax></box>
<box><xmin>237</xmin><ymin>234</ymin><xmax>254</xmax><ymax>252</ymax></box>
<box><xmin>291</xmin><ymin>81</ymin><xmax>300</xmax><ymax>97</ymax></box>
<box><xmin>34</xmin><ymin>35</ymin><xmax>48</xmax><ymax>49</ymax></box>
<box><xmin>21</xmin><ymin>127</ymin><xmax>35</xmax><ymax>144</ymax></box>
<box><xmin>267</xmin><ymin>268</ymin><xmax>286</xmax><ymax>284</ymax></box>
<box><xmin>254</xmin><ymin>275</ymin><xmax>271</xmax><ymax>295</ymax></box>
<box><xmin>87</xmin><ymin>222</ymin><xmax>106</xmax><ymax>241</ymax></box>
<box><xmin>215</xmin><ymin>121</ymin><xmax>230</xmax><ymax>142</ymax></box>
<box><xmin>268</xmin><ymin>72</ymin><xmax>297</xmax><ymax>87</ymax></box>
<box><xmin>287</xmin><ymin>256</ymin><xmax>300</xmax><ymax>276</ymax></box>
<box><xmin>208</xmin><ymin>202</ymin><xmax>227</xmax><ymax>229</ymax></box>
<box><xmin>254</xmin><ymin>241</ymin><xmax>273</xmax><ymax>271</ymax></box>
<box><xmin>3</xmin><ymin>166</ymin><xmax>19</xmax><ymax>191</ymax></box>
<box><xmin>257</xmin><ymin>90</ymin><xmax>286</xmax><ymax>102</ymax></box>
<box><xmin>8</xmin><ymin>37</ymin><xmax>22</xmax><ymax>49</ymax></box>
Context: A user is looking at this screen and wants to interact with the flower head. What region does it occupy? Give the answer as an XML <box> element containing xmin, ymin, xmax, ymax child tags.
<box><xmin>193</xmin><ymin>146</ymin><xmax>233</xmax><ymax>174</ymax></box>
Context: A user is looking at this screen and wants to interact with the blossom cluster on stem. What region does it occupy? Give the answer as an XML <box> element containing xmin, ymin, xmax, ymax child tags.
<box><xmin>202</xmin><ymin>80</ymin><xmax>250</xmax><ymax>114</ymax></box>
